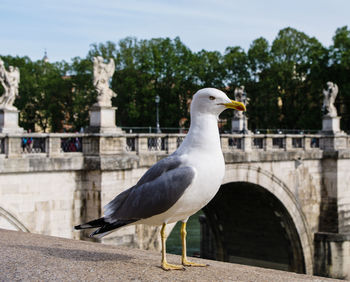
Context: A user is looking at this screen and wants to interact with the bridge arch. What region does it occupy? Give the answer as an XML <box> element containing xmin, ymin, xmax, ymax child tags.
<box><xmin>0</xmin><ymin>207</ymin><xmax>30</xmax><ymax>232</ymax></box>
<box><xmin>201</xmin><ymin>164</ymin><xmax>313</xmax><ymax>274</ymax></box>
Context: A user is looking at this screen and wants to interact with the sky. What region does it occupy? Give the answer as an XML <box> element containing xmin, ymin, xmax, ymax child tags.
<box><xmin>1</xmin><ymin>0</ymin><xmax>350</xmax><ymax>62</ymax></box>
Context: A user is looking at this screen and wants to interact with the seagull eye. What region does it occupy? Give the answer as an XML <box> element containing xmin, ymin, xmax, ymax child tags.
<box><xmin>209</xmin><ymin>96</ymin><xmax>215</xmax><ymax>100</ymax></box>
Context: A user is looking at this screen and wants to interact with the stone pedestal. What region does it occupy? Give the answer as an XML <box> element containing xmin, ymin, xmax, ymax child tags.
<box><xmin>232</xmin><ymin>116</ymin><xmax>250</xmax><ymax>133</ymax></box>
<box><xmin>314</xmin><ymin>232</ymin><xmax>350</xmax><ymax>280</ymax></box>
<box><xmin>0</xmin><ymin>108</ymin><xmax>24</xmax><ymax>133</ymax></box>
<box><xmin>320</xmin><ymin>116</ymin><xmax>346</xmax><ymax>151</ymax></box>
<box><xmin>87</xmin><ymin>106</ymin><xmax>123</xmax><ymax>134</ymax></box>
<box><xmin>322</xmin><ymin>116</ymin><xmax>342</xmax><ymax>134</ymax></box>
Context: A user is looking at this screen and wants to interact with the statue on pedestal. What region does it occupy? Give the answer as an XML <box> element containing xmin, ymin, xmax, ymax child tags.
<box><xmin>0</xmin><ymin>59</ymin><xmax>20</xmax><ymax>110</ymax></box>
<box><xmin>88</xmin><ymin>56</ymin><xmax>121</xmax><ymax>133</ymax></box>
<box><xmin>233</xmin><ymin>86</ymin><xmax>248</xmax><ymax>119</ymax></box>
<box><xmin>322</xmin><ymin>81</ymin><xmax>338</xmax><ymax>118</ymax></box>
<box><xmin>0</xmin><ymin>59</ymin><xmax>23</xmax><ymax>133</ymax></box>
<box><xmin>93</xmin><ymin>56</ymin><xmax>116</xmax><ymax>107</ymax></box>
<box><xmin>232</xmin><ymin>86</ymin><xmax>250</xmax><ymax>133</ymax></box>
<box><xmin>321</xmin><ymin>81</ymin><xmax>344</xmax><ymax>135</ymax></box>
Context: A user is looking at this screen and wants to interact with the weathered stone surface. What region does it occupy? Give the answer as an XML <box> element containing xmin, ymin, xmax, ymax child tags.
<box><xmin>320</xmin><ymin>134</ymin><xmax>347</xmax><ymax>151</ymax></box>
<box><xmin>0</xmin><ymin>109</ymin><xmax>24</xmax><ymax>133</ymax></box>
<box><xmin>223</xmin><ymin>150</ymin><xmax>324</xmax><ymax>164</ymax></box>
<box><xmin>0</xmin><ymin>229</ymin><xmax>338</xmax><ymax>282</ymax></box>
<box><xmin>0</xmin><ymin>132</ymin><xmax>350</xmax><ymax>279</ymax></box>
<box><xmin>92</xmin><ymin>56</ymin><xmax>116</xmax><ymax>108</ymax></box>
<box><xmin>232</xmin><ymin>116</ymin><xmax>249</xmax><ymax>133</ymax></box>
<box><xmin>322</xmin><ymin>116</ymin><xmax>341</xmax><ymax>133</ymax></box>
<box><xmin>0</xmin><ymin>155</ymin><xmax>85</xmax><ymax>173</ymax></box>
<box><xmin>314</xmin><ymin>232</ymin><xmax>350</xmax><ymax>280</ymax></box>
<box><xmin>87</xmin><ymin>106</ymin><xmax>123</xmax><ymax>134</ymax></box>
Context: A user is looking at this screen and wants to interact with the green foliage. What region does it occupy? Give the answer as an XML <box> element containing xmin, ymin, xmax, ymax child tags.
<box><xmin>270</xmin><ymin>28</ymin><xmax>326</xmax><ymax>129</ymax></box>
<box><xmin>244</xmin><ymin>28</ymin><xmax>329</xmax><ymax>130</ymax></box>
<box><xmin>2</xmin><ymin>26</ymin><xmax>350</xmax><ymax>132</ymax></box>
<box><xmin>329</xmin><ymin>26</ymin><xmax>350</xmax><ymax>128</ymax></box>
<box><xmin>66</xmin><ymin>57</ymin><xmax>96</xmax><ymax>131</ymax></box>
<box><xmin>90</xmin><ymin>37</ymin><xmax>197</xmax><ymax>128</ymax></box>
<box><xmin>0</xmin><ymin>56</ymin><xmax>71</xmax><ymax>132</ymax></box>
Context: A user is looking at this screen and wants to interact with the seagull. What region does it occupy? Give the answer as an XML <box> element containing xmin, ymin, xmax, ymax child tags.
<box><xmin>75</xmin><ymin>88</ymin><xmax>246</xmax><ymax>270</ymax></box>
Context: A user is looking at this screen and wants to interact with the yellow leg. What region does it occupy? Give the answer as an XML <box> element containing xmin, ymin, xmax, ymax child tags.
<box><xmin>181</xmin><ymin>222</ymin><xmax>208</xmax><ymax>267</ymax></box>
<box><xmin>161</xmin><ymin>223</ymin><xmax>185</xmax><ymax>271</ymax></box>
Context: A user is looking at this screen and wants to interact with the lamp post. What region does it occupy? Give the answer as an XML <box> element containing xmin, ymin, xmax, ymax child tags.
<box><xmin>155</xmin><ymin>95</ymin><xmax>161</xmax><ymax>133</ymax></box>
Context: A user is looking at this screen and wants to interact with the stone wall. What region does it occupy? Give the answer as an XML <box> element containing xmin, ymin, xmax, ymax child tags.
<box><xmin>0</xmin><ymin>170</ymin><xmax>78</xmax><ymax>238</ymax></box>
<box><xmin>0</xmin><ymin>132</ymin><xmax>350</xmax><ymax>278</ymax></box>
<box><xmin>314</xmin><ymin>232</ymin><xmax>350</xmax><ymax>280</ymax></box>
<box><xmin>338</xmin><ymin>159</ymin><xmax>350</xmax><ymax>233</ymax></box>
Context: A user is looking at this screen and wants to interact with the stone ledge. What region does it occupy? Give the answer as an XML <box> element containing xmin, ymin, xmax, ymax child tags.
<box><xmin>0</xmin><ymin>229</ymin><xmax>337</xmax><ymax>281</ymax></box>
<box><xmin>1</xmin><ymin>148</ymin><xmax>350</xmax><ymax>174</ymax></box>
<box><xmin>223</xmin><ymin>150</ymin><xmax>325</xmax><ymax>163</ymax></box>
<box><xmin>315</xmin><ymin>232</ymin><xmax>350</xmax><ymax>242</ymax></box>
<box><xmin>0</xmin><ymin>155</ymin><xmax>85</xmax><ymax>173</ymax></box>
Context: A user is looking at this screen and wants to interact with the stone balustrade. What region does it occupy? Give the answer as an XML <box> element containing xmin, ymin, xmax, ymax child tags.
<box><xmin>220</xmin><ymin>134</ymin><xmax>326</xmax><ymax>152</ymax></box>
<box><xmin>0</xmin><ymin>132</ymin><xmax>349</xmax><ymax>158</ymax></box>
<box><xmin>1</xmin><ymin>131</ymin><xmax>350</xmax><ymax>279</ymax></box>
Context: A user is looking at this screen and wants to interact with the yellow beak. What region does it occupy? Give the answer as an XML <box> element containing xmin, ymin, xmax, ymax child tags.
<box><xmin>224</xmin><ymin>100</ymin><xmax>246</xmax><ymax>111</ymax></box>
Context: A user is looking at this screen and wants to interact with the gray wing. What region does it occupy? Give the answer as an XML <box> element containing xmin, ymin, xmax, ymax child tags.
<box><xmin>104</xmin><ymin>156</ymin><xmax>195</xmax><ymax>221</ymax></box>
<box><xmin>136</xmin><ymin>156</ymin><xmax>183</xmax><ymax>186</ymax></box>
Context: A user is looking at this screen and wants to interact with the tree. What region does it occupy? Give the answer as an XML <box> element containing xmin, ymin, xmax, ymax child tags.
<box><xmin>3</xmin><ymin>26</ymin><xmax>350</xmax><ymax>132</ymax></box>
<box><xmin>0</xmin><ymin>55</ymin><xmax>37</xmax><ymax>130</ymax></box>
<box><xmin>224</xmin><ymin>46</ymin><xmax>250</xmax><ymax>88</ymax></box>
<box><xmin>267</xmin><ymin>27</ymin><xmax>326</xmax><ymax>129</ymax></box>
<box><xmin>245</xmin><ymin>37</ymin><xmax>278</xmax><ymax>129</ymax></box>
<box><xmin>66</xmin><ymin>57</ymin><xmax>95</xmax><ymax>131</ymax></box>
<box><xmin>329</xmin><ymin>26</ymin><xmax>350</xmax><ymax>129</ymax></box>
<box><xmin>89</xmin><ymin>37</ymin><xmax>196</xmax><ymax>129</ymax></box>
<box><xmin>192</xmin><ymin>50</ymin><xmax>226</xmax><ymax>89</ymax></box>
<box><xmin>247</xmin><ymin>37</ymin><xmax>271</xmax><ymax>80</ymax></box>
<box><xmin>0</xmin><ymin>56</ymin><xmax>71</xmax><ymax>132</ymax></box>
<box><xmin>143</xmin><ymin>37</ymin><xmax>196</xmax><ymax>128</ymax></box>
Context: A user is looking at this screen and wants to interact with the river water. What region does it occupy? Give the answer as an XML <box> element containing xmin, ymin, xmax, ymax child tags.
<box><xmin>166</xmin><ymin>210</ymin><xmax>203</xmax><ymax>257</ymax></box>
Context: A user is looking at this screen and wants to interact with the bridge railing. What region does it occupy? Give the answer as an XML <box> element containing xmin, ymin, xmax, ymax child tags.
<box><xmin>0</xmin><ymin>133</ymin><xmax>86</xmax><ymax>157</ymax></box>
<box><xmin>0</xmin><ymin>132</ymin><xmax>348</xmax><ymax>157</ymax></box>
<box><xmin>123</xmin><ymin>134</ymin><xmax>185</xmax><ymax>153</ymax></box>
<box><xmin>220</xmin><ymin>134</ymin><xmax>325</xmax><ymax>152</ymax></box>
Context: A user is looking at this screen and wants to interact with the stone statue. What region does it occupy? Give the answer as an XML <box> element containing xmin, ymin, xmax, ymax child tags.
<box><xmin>234</xmin><ymin>86</ymin><xmax>248</xmax><ymax>119</ymax></box>
<box><xmin>0</xmin><ymin>59</ymin><xmax>20</xmax><ymax>110</ymax></box>
<box><xmin>93</xmin><ymin>56</ymin><xmax>116</xmax><ymax>107</ymax></box>
<box><xmin>322</xmin><ymin>81</ymin><xmax>338</xmax><ymax>117</ymax></box>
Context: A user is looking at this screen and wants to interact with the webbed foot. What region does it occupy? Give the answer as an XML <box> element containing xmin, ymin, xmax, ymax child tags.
<box><xmin>182</xmin><ymin>258</ymin><xmax>209</xmax><ymax>267</ymax></box>
<box><xmin>161</xmin><ymin>261</ymin><xmax>186</xmax><ymax>271</ymax></box>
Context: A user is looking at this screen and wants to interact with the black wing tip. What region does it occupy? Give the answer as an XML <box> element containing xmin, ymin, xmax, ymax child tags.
<box><xmin>74</xmin><ymin>217</ymin><xmax>107</xmax><ymax>230</ymax></box>
<box><xmin>88</xmin><ymin>219</ymin><xmax>137</xmax><ymax>238</ymax></box>
<box><xmin>74</xmin><ymin>223</ymin><xmax>93</xmax><ymax>230</ymax></box>
<box><xmin>89</xmin><ymin>229</ymin><xmax>101</xmax><ymax>238</ymax></box>
<box><xmin>74</xmin><ymin>224</ymin><xmax>100</xmax><ymax>237</ymax></box>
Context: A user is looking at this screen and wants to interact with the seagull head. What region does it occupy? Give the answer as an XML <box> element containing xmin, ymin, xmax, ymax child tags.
<box><xmin>191</xmin><ymin>88</ymin><xmax>246</xmax><ymax>116</ymax></box>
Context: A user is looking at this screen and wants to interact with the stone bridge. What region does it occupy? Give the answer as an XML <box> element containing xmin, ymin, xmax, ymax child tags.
<box><xmin>0</xmin><ymin>132</ymin><xmax>349</xmax><ymax>279</ymax></box>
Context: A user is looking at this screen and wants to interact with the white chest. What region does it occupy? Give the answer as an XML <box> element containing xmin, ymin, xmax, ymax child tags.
<box><xmin>178</xmin><ymin>151</ymin><xmax>225</xmax><ymax>212</ymax></box>
<box><xmin>141</xmin><ymin>151</ymin><xmax>225</xmax><ymax>225</ymax></box>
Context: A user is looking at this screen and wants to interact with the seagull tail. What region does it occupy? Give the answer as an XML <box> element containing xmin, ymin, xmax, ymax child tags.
<box><xmin>74</xmin><ymin>217</ymin><xmax>137</xmax><ymax>239</ymax></box>
<box><xmin>74</xmin><ymin>217</ymin><xmax>106</xmax><ymax>230</ymax></box>
<box><xmin>88</xmin><ymin>219</ymin><xmax>137</xmax><ymax>238</ymax></box>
